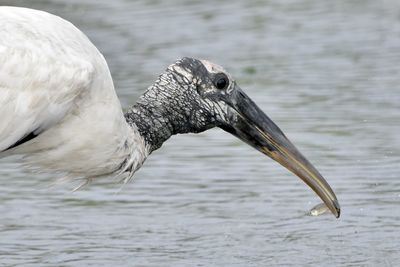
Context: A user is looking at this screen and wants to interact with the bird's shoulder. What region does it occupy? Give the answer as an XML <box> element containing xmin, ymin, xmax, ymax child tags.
<box><xmin>0</xmin><ymin>6</ymin><xmax>99</xmax><ymax>95</ymax></box>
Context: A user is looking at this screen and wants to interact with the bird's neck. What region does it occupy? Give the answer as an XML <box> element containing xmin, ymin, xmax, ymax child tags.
<box><xmin>124</xmin><ymin>82</ymin><xmax>194</xmax><ymax>153</ymax></box>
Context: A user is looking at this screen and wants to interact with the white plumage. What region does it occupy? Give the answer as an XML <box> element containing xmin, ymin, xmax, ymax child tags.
<box><xmin>0</xmin><ymin>6</ymin><xmax>149</xmax><ymax>178</ymax></box>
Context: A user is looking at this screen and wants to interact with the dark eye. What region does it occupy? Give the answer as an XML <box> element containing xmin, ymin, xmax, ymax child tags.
<box><xmin>214</xmin><ymin>74</ymin><xmax>229</xmax><ymax>90</ymax></box>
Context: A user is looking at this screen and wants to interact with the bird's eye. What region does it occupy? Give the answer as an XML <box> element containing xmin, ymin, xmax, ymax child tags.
<box><xmin>214</xmin><ymin>74</ymin><xmax>229</xmax><ymax>90</ymax></box>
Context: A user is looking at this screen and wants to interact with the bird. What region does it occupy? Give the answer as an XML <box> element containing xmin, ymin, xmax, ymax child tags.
<box><xmin>0</xmin><ymin>6</ymin><xmax>340</xmax><ymax>217</ymax></box>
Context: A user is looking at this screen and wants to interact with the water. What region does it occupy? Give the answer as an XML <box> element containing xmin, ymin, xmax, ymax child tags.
<box><xmin>0</xmin><ymin>0</ymin><xmax>399</xmax><ymax>266</ymax></box>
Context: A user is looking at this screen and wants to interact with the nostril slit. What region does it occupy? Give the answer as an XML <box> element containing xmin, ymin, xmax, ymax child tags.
<box><xmin>265</xmin><ymin>143</ymin><xmax>275</xmax><ymax>152</ymax></box>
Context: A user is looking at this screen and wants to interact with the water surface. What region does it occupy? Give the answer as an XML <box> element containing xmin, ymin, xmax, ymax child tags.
<box><xmin>0</xmin><ymin>0</ymin><xmax>399</xmax><ymax>266</ymax></box>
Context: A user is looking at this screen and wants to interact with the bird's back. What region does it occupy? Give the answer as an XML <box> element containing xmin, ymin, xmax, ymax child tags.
<box><xmin>0</xmin><ymin>7</ymin><xmax>146</xmax><ymax>177</ymax></box>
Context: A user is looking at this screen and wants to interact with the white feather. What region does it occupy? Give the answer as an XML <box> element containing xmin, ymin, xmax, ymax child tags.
<box><xmin>0</xmin><ymin>6</ymin><xmax>149</xmax><ymax>178</ymax></box>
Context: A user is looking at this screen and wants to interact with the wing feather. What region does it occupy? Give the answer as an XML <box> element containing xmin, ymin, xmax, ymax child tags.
<box><xmin>0</xmin><ymin>7</ymin><xmax>138</xmax><ymax>178</ymax></box>
<box><xmin>0</xmin><ymin>7</ymin><xmax>95</xmax><ymax>151</ymax></box>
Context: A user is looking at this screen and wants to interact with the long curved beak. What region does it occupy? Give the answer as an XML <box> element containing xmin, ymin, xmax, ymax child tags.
<box><xmin>221</xmin><ymin>87</ymin><xmax>340</xmax><ymax>218</ymax></box>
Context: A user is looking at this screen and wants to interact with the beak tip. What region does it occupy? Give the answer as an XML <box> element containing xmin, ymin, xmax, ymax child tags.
<box><xmin>333</xmin><ymin>200</ymin><xmax>341</xmax><ymax>218</ymax></box>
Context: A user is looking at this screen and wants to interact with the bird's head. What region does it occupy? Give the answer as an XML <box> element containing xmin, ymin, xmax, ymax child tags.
<box><xmin>129</xmin><ymin>57</ymin><xmax>340</xmax><ymax>218</ymax></box>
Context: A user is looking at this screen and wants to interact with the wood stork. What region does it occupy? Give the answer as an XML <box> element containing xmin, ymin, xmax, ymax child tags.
<box><xmin>0</xmin><ymin>6</ymin><xmax>340</xmax><ymax>217</ymax></box>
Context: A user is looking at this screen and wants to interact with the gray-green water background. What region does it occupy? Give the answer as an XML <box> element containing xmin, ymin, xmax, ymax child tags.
<box><xmin>0</xmin><ymin>0</ymin><xmax>399</xmax><ymax>266</ymax></box>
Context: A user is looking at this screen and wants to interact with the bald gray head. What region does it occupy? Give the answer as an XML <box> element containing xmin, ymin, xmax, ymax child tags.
<box><xmin>125</xmin><ymin>57</ymin><xmax>239</xmax><ymax>152</ymax></box>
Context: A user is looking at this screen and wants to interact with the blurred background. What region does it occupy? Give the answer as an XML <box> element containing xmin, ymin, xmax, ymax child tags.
<box><xmin>0</xmin><ymin>0</ymin><xmax>399</xmax><ymax>266</ymax></box>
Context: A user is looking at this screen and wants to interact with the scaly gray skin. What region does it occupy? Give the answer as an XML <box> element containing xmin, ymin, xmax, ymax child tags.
<box><xmin>124</xmin><ymin>57</ymin><xmax>341</xmax><ymax>218</ymax></box>
<box><xmin>125</xmin><ymin>57</ymin><xmax>230</xmax><ymax>152</ymax></box>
